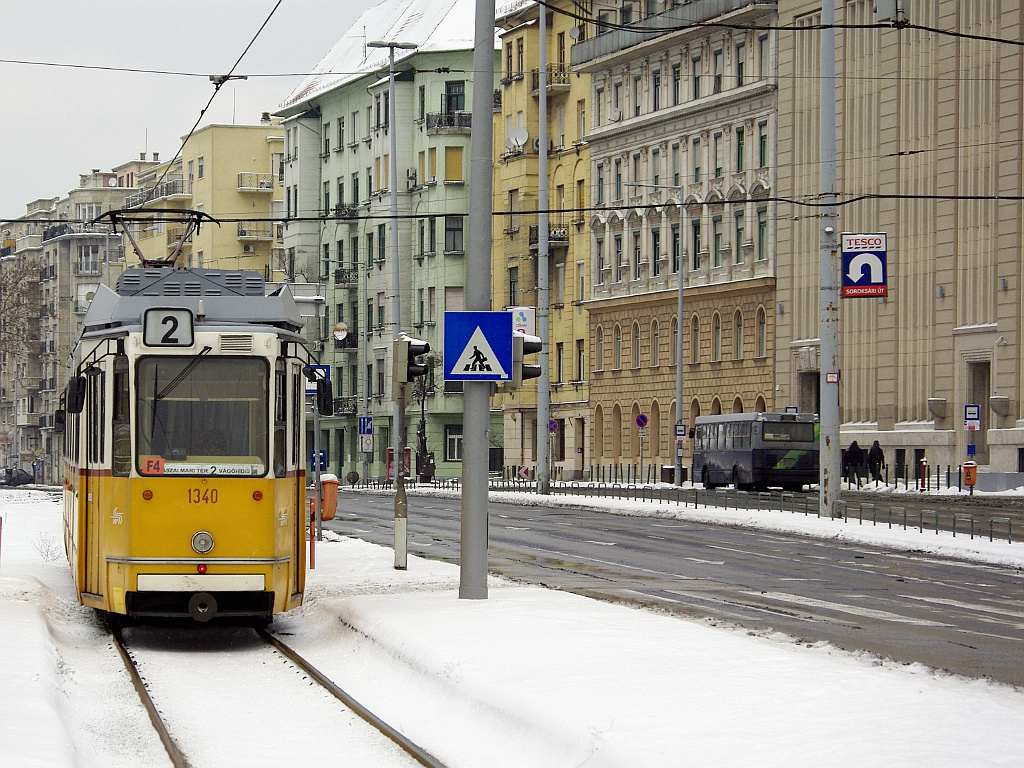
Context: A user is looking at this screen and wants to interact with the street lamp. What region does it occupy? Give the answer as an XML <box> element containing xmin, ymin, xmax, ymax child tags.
<box><xmin>626</xmin><ymin>181</ymin><xmax>686</xmax><ymax>485</ymax></box>
<box><xmin>368</xmin><ymin>39</ymin><xmax>417</xmax><ymax>569</ymax></box>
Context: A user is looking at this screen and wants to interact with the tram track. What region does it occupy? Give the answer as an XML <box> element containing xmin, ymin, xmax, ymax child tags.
<box><xmin>110</xmin><ymin>623</ymin><xmax>447</xmax><ymax>768</ymax></box>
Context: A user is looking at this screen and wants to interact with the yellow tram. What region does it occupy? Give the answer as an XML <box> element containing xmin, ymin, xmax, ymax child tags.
<box><xmin>57</xmin><ymin>264</ymin><xmax>330</xmax><ymax>624</ymax></box>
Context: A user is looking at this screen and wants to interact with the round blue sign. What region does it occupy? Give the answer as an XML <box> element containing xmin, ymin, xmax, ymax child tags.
<box><xmin>549</xmin><ymin>420</ymin><xmax>558</xmax><ymax>433</ymax></box>
<box><xmin>635</xmin><ymin>414</ymin><xmax>648</xmax><ymax>428</ymax></box>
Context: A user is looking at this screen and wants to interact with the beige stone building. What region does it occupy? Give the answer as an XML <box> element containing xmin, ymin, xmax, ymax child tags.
<box><xmin>492</xmin><ymin>0</ymin><xmax>593</xmax><ymax>480</ymax></box>
<box><xmin>125</xmin><ymin>119</ymin><xmax>284</xmax><ymax>275</ymax></box>
<box><xmin>776</xmin><ymin>0</ymin><xmax>1024</xmax><ymax>476</ymax></box>
<box><xmin>572</xmin><ymin>0</ymin><xmax>779</xmax><ymax>480</ymax></box>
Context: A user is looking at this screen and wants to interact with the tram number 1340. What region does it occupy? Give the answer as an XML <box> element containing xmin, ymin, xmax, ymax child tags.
<box><xmin>187</xmin><ymin>488</ymin><xmax>219</xmax><ymax>504</ymax></box>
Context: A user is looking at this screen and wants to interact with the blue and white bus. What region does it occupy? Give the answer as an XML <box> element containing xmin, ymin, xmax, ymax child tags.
<box><xmin>692</xmin><ymin>412</ymin><xmax>819</xmax><ymax>492</ymax></box>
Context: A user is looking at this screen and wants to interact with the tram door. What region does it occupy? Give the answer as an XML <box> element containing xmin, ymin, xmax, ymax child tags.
<box><xmin>83</xmin><ymin>371</ymin><xmax>105</xmax><ymax>599</ymax></box>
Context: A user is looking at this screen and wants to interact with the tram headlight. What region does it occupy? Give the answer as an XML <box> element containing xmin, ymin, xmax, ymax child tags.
<box><xmin>191</xmin><ymin>530</ymin><xmax>215</xmax><ymax>555</ymax></box>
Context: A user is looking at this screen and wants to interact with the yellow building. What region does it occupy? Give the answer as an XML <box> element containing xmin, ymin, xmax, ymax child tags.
<box><xmin>493</xmin><ymin>0</ymin><xmax>592</xmax><ymax>480</ymax></box>
<box><xmin>125</xmin><ymin>118</ymin><xmax>284</xmax><ymax>274</ymax></box>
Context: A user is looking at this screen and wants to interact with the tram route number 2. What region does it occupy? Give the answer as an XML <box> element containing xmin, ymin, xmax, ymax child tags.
<box><xmin>187</xmin><ymin>488</ymin><xmax>219</xmax><ymax>504</ymax></box>
<box><xmin>143</xmin><ymin>307</ymin><xmax>195</xmax><ymax>347</ymax></box>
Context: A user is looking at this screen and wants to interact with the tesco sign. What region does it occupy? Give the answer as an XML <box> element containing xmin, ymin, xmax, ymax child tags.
<box><xmin>842</xmin><ymin>234</ymin><xmax>885</xmax><ymax>250</ymax></box>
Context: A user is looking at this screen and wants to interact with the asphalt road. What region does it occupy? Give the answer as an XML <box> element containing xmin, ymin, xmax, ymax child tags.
<box><xmin>326</xmin><ymin>491</ymin><xmax>1024</xmax><ymax>687</ymax></box>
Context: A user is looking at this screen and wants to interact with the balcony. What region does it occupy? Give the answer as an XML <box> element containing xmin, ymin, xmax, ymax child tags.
<box><xmin>74</xmin><ymin>260</ymin><xmax>102</xmax><ymax>276</ymax></box>
<box><xmin>333</xmin><ymin>266</ymin><xmax>359</xmax><ymax>286</ymax></box>
<box><xmin>528</xmin><ymin>225</ymin><xmax>570</xmax><ymax>248</ymax></box>
<box><xmin>333</xmin><ymin>204</ymin><xmax>358</xmax><ymax>221</ymax></box>
<box><xmin>426</xmin><ymin>111</ymin><xmax>472</xmax><ymax>134</ymax></box>
<box><xmin>333</xmin><ymin>396</ymin><xmax>359</xmax><ymax>414</ymax></box>
<box><xmin>237</xmin><ymin>222</ymin><xmax>274</xmax><ymax>241</ymax></box>
<box><xmin>531</xmin><ymin>63</ymin><xmax>572</xmax><ymax>95</ymax></box>
<box><xmin>166</xmin><ymin>227</ymin><xmax>193</xmax><ymax>248</ymax></box>
<box><xmin>123</xmin><ymin>178</ymin><xmax>192</xmax><ymax>209</ymax></box>
<box><xmin>237</xmin><ymin>172</ymin><xmax>275</xmax><ymax>192</ymax></box>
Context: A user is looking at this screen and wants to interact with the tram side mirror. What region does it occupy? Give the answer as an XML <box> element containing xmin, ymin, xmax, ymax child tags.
<box><xmin>688</xmin><ymin>427</ymin><xmax>695</xmax><ymax>439</ymax></box>
<box><xmin>316</xmin><ymin>378</ymin><xmax>334</xmax><ymax>416</ymax></box>
<box><xmin>53</xmin><ymin>409</ymin><xmax>66</xmax><ymax>434</ymax></box>
<box><xmin>66</xmin><ymin>376</ymin><xmax>87</xmax><ymax>414</ymax></box>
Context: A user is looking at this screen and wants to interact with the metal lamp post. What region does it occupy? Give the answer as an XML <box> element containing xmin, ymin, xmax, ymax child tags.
<box><xmin>368</xmin><ymin>39</ymin><xmax>417</xmax><ymax>569</ymax></box>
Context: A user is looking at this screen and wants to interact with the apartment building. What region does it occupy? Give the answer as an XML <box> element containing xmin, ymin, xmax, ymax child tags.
<box><xmin>277</xmin><ymin>0</ymin><xmax>502</xmax><ymax>481</ymax></box>
<box><xmin>572</xmin><ymin>0</ymin><xmax>779</xmax><ymax>477</ymax></box>
<box><xmin>124</xmin><ymin>119</ymin><xmax>285</xmax><ymax>274</ymax></box>
<box><xmin>776</xmin><ymin>0</ymin><xmax>1024</xmax><ymax>475</ymax></box>
<box><xmin>492</xmin><ymin>0</ymin><xmax>593</xmax><ymax>480</ymax></box>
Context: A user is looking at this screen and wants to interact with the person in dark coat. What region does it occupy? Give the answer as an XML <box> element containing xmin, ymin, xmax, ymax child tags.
<box><xmin>867</xmin><ymin>440</ymin><xmax>884</xmax><ymax>483</ymax></box>
<box><xmin>845</xmin><ymin>441</ymin><xmax>864</xmax><ymax>483</ymax></box>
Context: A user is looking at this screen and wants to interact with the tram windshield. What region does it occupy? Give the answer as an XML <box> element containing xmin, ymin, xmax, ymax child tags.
<box><xmin>136</xmin><ymin>356</ymin><xmax>269</xmax><ymax>476</ymax></box>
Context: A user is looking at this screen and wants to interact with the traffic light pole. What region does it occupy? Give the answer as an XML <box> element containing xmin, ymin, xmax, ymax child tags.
<box><xmin>461</xmin><ymin>0</ymin><xmax>496</xmax><ymax>599</ymax></box>
<box><xmin>394</xmin><ymin>382</ymin><xmax>408</xmax><ymax>569</ymax></box>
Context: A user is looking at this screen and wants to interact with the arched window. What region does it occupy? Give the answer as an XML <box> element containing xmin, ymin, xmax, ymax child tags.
<box><xmin>756</xmin><ymin>307</ymin><xmax>767</xmax><ymax>358</ymax></box>
<box><xmin>712</xmin><ymin>313</ymin><xmax>722</xmax><ymax>361</ymax></box>
<box><xmin>596</xmin><ymin>327</ymin><xmax>604</xmax><ymax>370</ymax></box>
<box><xmin>651</xmin><ymin>320</ymin><xmax>660</xmax><ymax>366</ymax></box>
<box><xmin>671</xmin><ymin>317</ymin><xmax>678</xmax><ymax>365</ymax></box>
<box><xmin>734</xmin><ymin>309</ymin><xmax>743</xmax><ymax>359</ymax></box>
<box><xmin>614</xmin><ymin>324</ymin><xmax>622</xmax><ymax>369</ymax></box>
<box><xmin>632</xmin><ymin>322</ymin><xmax>641</xmax><ymax>368</ymax></box>
<box><xmin>690</xmin><ymin>316</ymin><xmax>700</xmax><ymax>364</ymax></box>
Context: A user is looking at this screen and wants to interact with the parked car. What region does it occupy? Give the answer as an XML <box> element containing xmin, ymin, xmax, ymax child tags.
<box><xmin>1</xmin><ymin>468</ymin><xmax>34</xmax><ymax>486</ymax></box>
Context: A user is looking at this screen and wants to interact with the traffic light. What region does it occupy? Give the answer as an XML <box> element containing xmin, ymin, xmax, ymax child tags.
<box><xmin>511</xmin><ymin>332</ymin><xmax>543</xmax><ymax>388</ymax></box>
<box><xmin>393</xmin><ymin>333</ymin><xmax>431</xmax><ymax>392</ymax></box>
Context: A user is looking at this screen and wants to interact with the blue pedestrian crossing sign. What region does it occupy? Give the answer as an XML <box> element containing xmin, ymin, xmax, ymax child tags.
<box><xmin>444</xmin><ymin>311</ymin><xmax>513</xmax><ymax>381</ymax></box>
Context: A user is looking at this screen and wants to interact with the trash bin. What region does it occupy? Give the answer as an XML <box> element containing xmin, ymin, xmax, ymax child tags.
<box><xmin>661</xmin><ymin>465</ymin><xmax>675</xmax><ymax>483</ymax></box>
<box><xmin>319</xmin><ymin>473</ymin><xmax>339</xmax><ymax>521</ymax></box>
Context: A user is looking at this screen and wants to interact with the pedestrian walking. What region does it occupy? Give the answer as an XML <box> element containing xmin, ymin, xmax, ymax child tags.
<box><xmin>867</xmin><ymin>440</ymin><xmax>884</xmax><ymax>483</ymax></box>
<box><xmin>845</xmin><ymin>441</ymin><xmax>864</xmax><ymax>484</ymax></box>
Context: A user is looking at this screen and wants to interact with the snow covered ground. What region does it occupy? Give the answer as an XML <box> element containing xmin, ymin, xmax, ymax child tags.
<box><xmin>2</xmin><ymin>486</ymin><xmax>1023</xmax><ymax>768</ymax></box>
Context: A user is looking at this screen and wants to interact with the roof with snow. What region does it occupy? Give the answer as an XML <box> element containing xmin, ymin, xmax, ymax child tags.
<box><xmin>279</xmin><ymin>0</ymin><xmax>490</xmax><ymax>114</ymax></box>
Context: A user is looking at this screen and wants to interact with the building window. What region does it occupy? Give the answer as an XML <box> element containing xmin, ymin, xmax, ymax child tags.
<box><xmin>596</xmin><ymin>237</ymin><xmax>605</xmax><ymax>284</ymax></box>
<box><xmin>576</xmin><ymin>339</ymin><xmax>585</xmax><ymax>380</ymax></box>
<box><xmin>713</xmin><ymin>132</ymin><xmax>722</xmax><ymax>178</ymax></box>
<box><xmin>735</xmin><ymin>211</ymin><xmax>745</xmax><ymax>264</ymax></box>
<box><xmin>671</xmin><ymin>224</ymin><xmax>680</xmax><ymax>273</ymax></box>
<box><xmin>596</xmin><ymin>164</ymin><xmax>605</xmax><ymax>204</ymax></box>
<box><xmin>736</xmin><ymin>43</ymin><xmax>745</xmax><ymax>87</ymax></box>
<box><xmin>671</xmin><ymin>317</ymin><xmax>678</xmax><ymax>365</ymax></box>
<box><xmin>631</xmin><ymin>322</ymin><xmax>641</xmax><ymax>368</ymax></box>
<box><xmin>614</xmin><ymin>235</ymin><xmax>624</xmax><ymax>282</ymax></box>
<box><xmin>756</xmin><ymin>307</ymin><xmax>767</xmax><ymax>357</ymax></box>
<box><xmin>444</xmin><ymin>216</ymin><xmax>464</xmax><ymax>253</ymax></box>
<box><xmin>691</xmin><ymin>219</ymin><xmax>702</xmax><ymax>270</ymax></box>
<box><xmin>712</xmin><ymin>313</ymin><xmax>722</xmax><ymax>361</ymax></box>
<box><xmin>323</xmin><ymin>181</ymin><xmax>330</xmax><ymax>216</ymax></box>
<box><xmin>614</xmin><ymin>325</ymin><xmax>622</xmax><ymax>369</ymax></box>
<box><xmin>734</xmin><ymin>310</ymin><xmax>744</xmax><ymax>359</ymax></box>
<box><xmin>692</xmin><ymin>56</ymin><xmax>701</xmax><ymax>99</ymax></box>
<box><xmin>555</xmin><ymin>342</ymin><xmax>564</xmax><ymax>382</ymax></box>
<box><xmin>712</xmin><ymin>217</ymin><xmax>722</xmax><ymax>267</ymax></box>
<box><xmin>690</xmin><ymin>316</ymin><xmax>700</xmax><ymax>363</ymax></box>
<box><xmin>671</xmin><ymin>64</ymin><xmax>681</xmax><ymax>105</ymax></box>
<box><xmin>651</xmin><ymin>228</ymin><xmax>661</xmax><ymax>277</ymax></box>
<box><xmin>692</xmin><ymin>137</ymin><xmax>701</xmax><ymax>183</ymax></box>
<box><xmin>378</xmin><ymin>223</ymin><xmax>387</xmax><ymax>261</ymax></box>
<box><xmin>652</xmin><ymin>320</ymin><xmax>660</xmax><ymax>366</ymax></box>
<box><xmin>736</xmin><ymin>126</ymin><xmax>745</xmax><ymax>173</ymax></box>
<box><xmin>596</xmin><ymin>327</ymin><xmax>604</xmax><ymax>370</ymax></box>
<box><xmin>651</xmin><ymin>70</ymin><xmax>661</xmax><ymax>110</ymax></box>
<box><xmin>444</xmin><ymin>146</ymin><xmax>464</xmax><ymax>182</ymax></box>
<box><xmin>759</xmin><ymin>34</ymin><xmax>770</xmax><ymax>78</ymax></box>
<box><xmin>632</xmin><ymin>231</ymin><xmax>642</xmax><ymax>279</ymax></box>
<box><xmin>197</xmin><ymin>156</ymin><xmax>204</xmax><ymax>179</ymax></box>
<box><xmin>445</xmin><ymin>424</ymin><xmax>463</xmax><ymax>462</ymax></box>
<box><xmin>758</xmin><ymin>120</ymin><xmax>769</xmax><ymax>168</ymax></box>
<box><xmin>509</xmin><ymin>266</ymin><xmax>519</xmax><ymax>306</ymax></box>
<box><xmin>757</xmin><ymin>207</ymin><xmax>768</xmax><ymax>261</ymax></box>
<box><xmin>651</xmin><ymin>148</ymin><xmax>660</xmax><ymax>187</ymax></box>
<box><xmin>614</xmin><ymin>159</ymin><xmax>623</xmax><ymax>200</ymax></box>
<box><xmin>713</xmin><ymin>49</ymin><xmax>723</xmax><ymax>93</ymax></box>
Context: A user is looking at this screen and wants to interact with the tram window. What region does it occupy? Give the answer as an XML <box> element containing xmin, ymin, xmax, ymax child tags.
<box><xmin>273</xmin><ymin>363</ymin><xmax>287</xmax><ymax>477</ymax></box>
<box><xmin>112</xmin><ymin>358</ymin><xmax>131</xmax><ymax>476</ymax></box>
<box><xmin>136</xmin><ymin>356</ymin><xmax>269</xmax><ymax>475</ymax></box>
<box><xmin>87</xmin><ymin>372</ymin><xmax>105</xmax><ymax>463</ymax></box>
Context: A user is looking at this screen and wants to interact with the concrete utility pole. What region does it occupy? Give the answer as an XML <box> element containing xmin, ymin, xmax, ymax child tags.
<box><xmin>535</xmin><ymin>7</ymin><xmax>551</xmax><ymax>494</ymax></box>
<box><xmin>461</xmin><ymin>0</ymin><xmax>496</xmax><ymax>599</ymax></box>
<box><xmin>819</xmin><ymin>0</ymin><xmax>841</xmax><ymax>516</ymax></box>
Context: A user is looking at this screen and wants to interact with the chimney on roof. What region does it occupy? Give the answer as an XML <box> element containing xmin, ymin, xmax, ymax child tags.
<box><xmin>261</xmin><ymin>112</ymin><xmax>272</xmax><ymax>125</ymax></box>
<box><xmin>140</xmin><ymin>152</ymin><xmax>146</xmax><ymax>161</ymax></box>
<box><xmin>153</xmin><ymin>152</ymin><xmax>159</xmax><ymax>161</ymax></box>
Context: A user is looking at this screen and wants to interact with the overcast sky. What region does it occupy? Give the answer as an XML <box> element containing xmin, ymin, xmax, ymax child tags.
<box><xmin>0</xmin><ymin>0</ymin><xmax>379</xmax><ymax>219</ymax></box>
